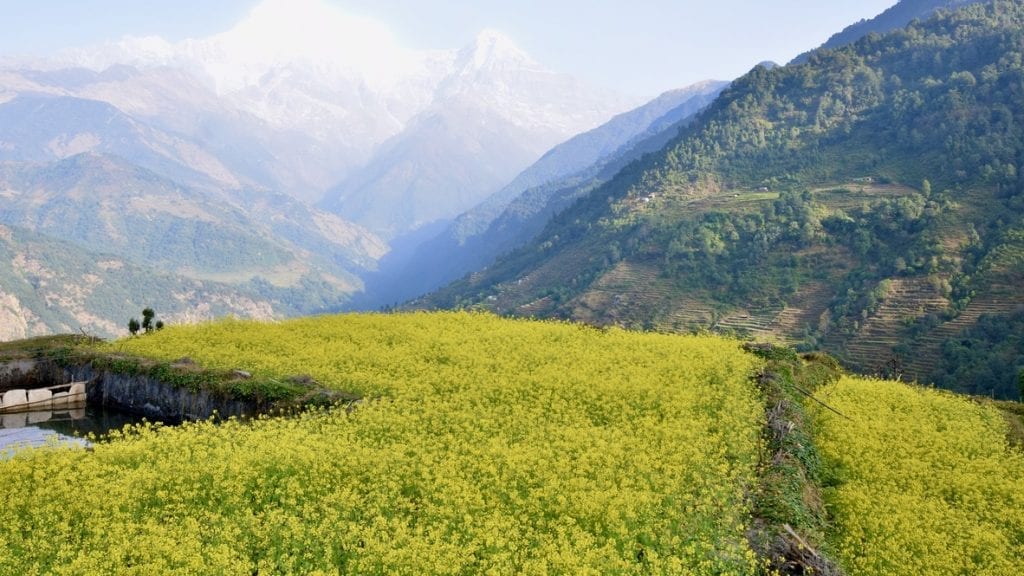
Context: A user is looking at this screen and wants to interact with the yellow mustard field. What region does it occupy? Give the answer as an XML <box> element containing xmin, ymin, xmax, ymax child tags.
<box><xmin>0</xmin><ymin>312</ymin><xmax>765</xmax><ymax>575</ymax></box>
<box><xmin>813</xmin><ymin>377</ymin><xmax>1024</xmax><ymax>576</ymax></box>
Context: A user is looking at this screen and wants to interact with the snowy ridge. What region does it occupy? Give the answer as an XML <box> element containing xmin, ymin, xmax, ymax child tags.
<box><xmin>2</xmin><ymin>0</ymin><xmax>631</xmax><ymax>234</ymax></box>
<box><xmin>45</xmin><ymin>0</ymin><xmax>628</xmax><ymax>147</ymax></box>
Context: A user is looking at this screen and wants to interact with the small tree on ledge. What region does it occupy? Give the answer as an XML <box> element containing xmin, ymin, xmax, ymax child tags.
<box><xmin>128</xmin><ymin>307</ymin><xmax>165</xmax><ymax>336</ymax></box>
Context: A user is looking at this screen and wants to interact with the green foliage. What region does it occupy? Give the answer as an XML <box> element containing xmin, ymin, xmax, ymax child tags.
<box><xmin>0</xmin><ymin>334</ymin><xmax>96</xmax><ymax>360</ymax></box>
<box><xmin>748</xmin><ymin>348</ymin><xmax>845</xmax><ymax>574</ymax></box>
<box><xmin>933</xmin><ymin>307</ymin><xmax>1024</xmax><ymax>399</ymax></box>
<box><xmin>128</xmin><ymin>307</ymin><xmax>164</xmax><ymax>336</ymax></box>
<box><xmin>141</xmin><ymin>307</ymin><xmax>155</xmax><ymax>333</ymax></box>
<box><xmin>657</xmin><ymin>191</ymin><xmax>826</xmax><ymax>306</ymax></box>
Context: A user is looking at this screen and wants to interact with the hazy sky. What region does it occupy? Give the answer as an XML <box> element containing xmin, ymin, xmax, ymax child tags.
<box><xmin>0</xmin><ymin>0</ymin><xmax>898</xmax><ymax>98</ymax></box>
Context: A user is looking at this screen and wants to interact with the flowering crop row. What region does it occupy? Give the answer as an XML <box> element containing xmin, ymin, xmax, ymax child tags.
<box><xmin>812</xmin><ymin>377</ymin><xmax>1024</xmax><ymax>575</ymax></box>
<box><xmin>0</xmin><ymin>312</ymin><xmax>765</xmax><ymax>575</ymax></box>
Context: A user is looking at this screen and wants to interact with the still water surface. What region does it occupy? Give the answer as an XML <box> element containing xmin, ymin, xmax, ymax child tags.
<box><xmin>0</xmin><ymin>405</ymin><xmax>148</xmax><ymax>454</ymax></box>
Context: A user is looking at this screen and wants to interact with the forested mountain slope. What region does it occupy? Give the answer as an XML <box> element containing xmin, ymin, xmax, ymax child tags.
<box><xmin>791</xmin><ymin>0</ymin><xmax>987</xmax><ymax>63</ymax></box>
<box><xmin>416</xmin><ymin>0</ymin><xmax>1024</xmax><ymax>399</ymax></box>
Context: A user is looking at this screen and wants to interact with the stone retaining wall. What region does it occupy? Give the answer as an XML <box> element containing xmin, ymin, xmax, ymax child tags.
<box><xmin>0</xmin><ymin>359</ymin><xmax>259</xmax><ymax>423</ymax></box>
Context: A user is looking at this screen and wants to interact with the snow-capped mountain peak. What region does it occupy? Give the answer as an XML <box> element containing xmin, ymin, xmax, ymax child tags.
<box><xmin>9</xmin><ymin>1</ymin><xmax>630</xmax><ymax>229</ymax></box>
<box><xmin>56</xmin><ymin>35</ymin><xmax>177</xmax><ymax>72</ymax></box>
<box><xmin>461</xmin><ymin>29</ymin><xmax>534</xmax><ymax>72</ymax></box>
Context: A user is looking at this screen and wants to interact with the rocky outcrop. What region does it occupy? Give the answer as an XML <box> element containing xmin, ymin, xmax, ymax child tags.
<box><xmin>0</xmin><ymin>359</ymin><xmax>53</xmax><ymax>391</ymax></box>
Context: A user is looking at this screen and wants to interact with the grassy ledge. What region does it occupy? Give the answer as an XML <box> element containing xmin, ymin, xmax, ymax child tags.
<box><xmin>987</xmin><ymin>399</ymin><xmax>1024</xmax><ymax>449</ymax></box>
<box><xmin>744</xmin><ymin>344</ymin><xmax>845</xmax><ymax>575</ymax></box>
<box><xmin>0</xmin><ymin>334</ymin><xmax>337</xmax><ymax>407</ymax></box>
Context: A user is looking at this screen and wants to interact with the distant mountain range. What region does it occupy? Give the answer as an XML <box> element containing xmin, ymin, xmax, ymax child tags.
<box><xmin>319</xmin><ymin>30</ymin><xmax>629</xmax><ymax>240</ymax></box>
<box><xmin>0</xmin><ymin>0</ymin><xmax>628</xmax><ymax>338</ymax></box>
<box><xmin>32</xmin><ymin>1</ymin><xmax>630</xmax><ymax>229</ymax></box>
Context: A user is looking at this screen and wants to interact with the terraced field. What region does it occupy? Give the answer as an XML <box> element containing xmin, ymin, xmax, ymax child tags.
<box><xmin>771</xmin><ymin>281</ymin><xmax>835</xmax><ymax>340</ymax></box>
<box><xmin>488</xmin><ymin>237</ymin><xmax>608</xmax><ymax>316</ymax></box>
<box><xmin>573</xmin><ymin>261</ymin><xmax>716</xmax><ymax>329</ymax></box>
<box><xmin>811</xmin><ymin>182</ymin><xmax>920</xmax><ymax>208</ymax></box>
<box><xmin>904</xmin><ymin>231</ymin><xmax>1024</xmax><ymax>379</ymax></box>
<box><xmin>575</xmin><ymin>248</ymin><xmax>841</xmax><ymax>344</ymax></box>
<box><xmin>714</xmin><ymin>307</ymin><xmax>782</xmax><ymax>341</ymax></box>
<box><xmin>839</xmin><ymin>277</ymin><xmax>950</xmax><ymax>376</ymax></box>
<box><xmin>903</xmin><ymin>289</ymin><xmax>1024</xmax><ymax>378</ymax></box>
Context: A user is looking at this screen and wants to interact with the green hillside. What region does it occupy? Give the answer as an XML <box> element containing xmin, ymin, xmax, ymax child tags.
<box><xmin>357</xmin><ymin>81</ymin><xmax>727</xmax><ymax>309</ymax></box>
<box><xmin>416</xmin><ymin>0</ymin><xmax>1024</xmax><ymax>399</ymax></box>
<box><xmin>0</xmin><ymin>145</ymin><xmax>387</xmax><ymax>341</ymax></box>
<box><xmin>0</xmin><ymin>223</ymin><xmax>359</xmax><ymax>340</ymax></box>
<box><xmin>1</xmin><ymin>313</ymin><xmax>1021</xmax><ymax>574</ymax></box>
